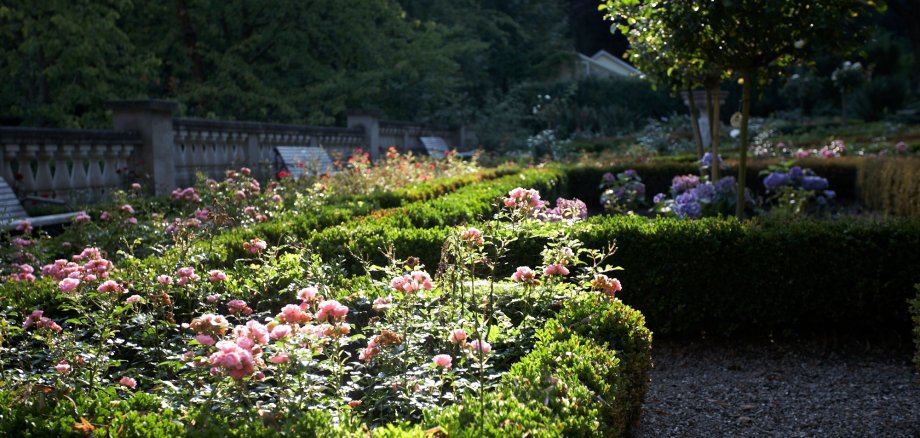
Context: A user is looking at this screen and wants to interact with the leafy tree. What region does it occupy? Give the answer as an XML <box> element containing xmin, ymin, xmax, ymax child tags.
<box><xmin>0</xmin><ymin>0</ymin><xmax>157</xmax><ymax>127</ymax></box>
<box><xmin>601</xmin><ymin>0</ymin><xmax>883</xmax><ymax>218</ymax></box>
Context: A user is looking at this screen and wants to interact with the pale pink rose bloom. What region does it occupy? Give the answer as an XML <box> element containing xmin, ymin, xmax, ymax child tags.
<box><xmin>119</xmin><ymin>376</ymin><xmax>137</xmax><ymax>389</ymax></box>
<box><xmin>297</xmin><ymin>287</ymin><xmax>319</xmax><ymax>302</ymax></box>
<box><xmin>241</xmin><ymin>167</ymin><xmax>252</xmax><ymax>176</ymax></box>
<box><xmin>131</xmin><ymin>183</ymin><xmax>141</xmax><ymax>190</ymax></box>
<box><xmin>270</xmin><ymin>353</ymin><xmax>290</xmax><ymax>364</ymax></box>
<box><xmin>96</xmin><ymin>280</ymin><xmax>124</xmax><ymax>294</ymax></box>
<box><xmin>234</xmin><ymin>190</ymin><xmax>246</xmax><ymax>200</ymax></box>
<box><xmin>206</xmin><ymin>294</ymin><xmax>220</xmax><ymax>303</ymax></box>
<box><xmin>16</xmin><ymin>221</ymin><xmax>32</xmax><ymax>233</ymax></box>
<box><xmin>271</xmin><ymin>194</ymin><xmax>282</xmax><ymax>203</ymax></box>
<box><xmin>59</xmin><ymin>278</ymin><xmax>80</xmax><ymax>293</ymax></box>
<box><xmin>270</xmin><ymin>324</ymin><xmax>292</xmax><ymax>340</ymax></box>
<box><xmin>196</xmin><ymin>334</ymin><xmax>216</xmax><ymax>346</ymax></box>
<box><xmin>55</xmin><ymin>361</ymin><xmax>71</xmax><ymax>374</ymax></box>
<box><xmin>126</xmin><ymin>295</ymin><xmax>143</xmax><ymax>305</ymax></box>
<box><xmin>278</xmin><ymin>304</ymin><xmax>311</xmax><ymax>324</ymax></box>
<box><xmin>120</xmin><ymin>204</ymin><xmax>135</xmax><ymax>214</ymax></box>
<box><xmin>316</xmin><ymin>300</ymin><xmax>348</xmax><ymax>322</ymax></box>
<box><xmin>448</xmin><ymin>329</ymin><xmax>467</xmax><ymax>345</ymax></box>
<box><xmin>227</xmin><ymin>299</ymin><xmax>252</xmax><ymax>315</ymax></box>
<box><xmin>157</xmin><ymin>275</ymin><xmax>174</xmax><ymax>285</ymax></box>
<box><xmin>195</xmin><ymin>208</ymin><xmax>210</xmax><ymax>220</ymax></box>
<box><xmin>208</xmin><ymin>270</ymin><xmax>227</xmax><ymax>282</ymax></box>
<box><xmin>100</xmin><ymin>211</ymin><xmax>113</xmax><ymax>221</ymax></box>
<box><xmin>469</xmin><ymin>340</ymin><xmax>492</xmax><ymax>354</ymax></box>
<box><xmin>433</xmin><ymin>354</ymin><xmax>452</xmax><ymax>369</ymax></box>
<box><xmin>511</xmin><ymin>266</ymin><xmax>538</xmax><ymax>284</ymax></box>
<box><xmin>73</xmin><ymin>211</ymin><xmax>91</xmax><ymax>223</ymax></box>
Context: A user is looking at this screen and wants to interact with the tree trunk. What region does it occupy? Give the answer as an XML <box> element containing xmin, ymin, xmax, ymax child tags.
<box><xmin>687</xmin><ymin>85</ymin><xmax>705</xmax><ymax>161</ymax></box>
<box><xmin>708</xmin><ymin>85</ymin><xmax>721</xmax><ymax>182</ymax></box>
<box><xmin>736</xmin><ymin>72</ymin><xmax>752</xmax><ymax>220</ymax></box>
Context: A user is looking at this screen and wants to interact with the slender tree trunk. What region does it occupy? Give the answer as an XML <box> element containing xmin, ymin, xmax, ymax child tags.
<box><xmin>708</xmin><ymin>85</ymin><xmax>721</xmax><ymax>182</ymax></box>
<box><xmin>687</xmin><ymin>86</ymin><xmax>704</xmax><ymax>161</ymax></box>
<box><xmin>736</xmin><ymin>72</ymin><xmax>753</xmax><ymax>220</ymax></box>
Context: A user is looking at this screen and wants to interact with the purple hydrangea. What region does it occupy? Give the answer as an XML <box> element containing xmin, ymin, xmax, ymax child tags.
<box><xmin>800</xmin><ymin>176</ymin><xmax>829</xmax><ymax>191</ymax></box>
<box><xmin>823</xmin><ymin>190</ymin><xmax>836</xmax><ymax>199</ymax></box>
<box><xmin>671</xmin><ymin>175</ymin><xmax>701</xmax><ymax>194</ymax></box>
<box><xmin>539</xmin><ymin>197</ymin><xmax>587</xmax><ymax>222</ymax></box>
<box><xmin>672</xmin><ymin>200</ymin><xmax>702</xmax><ymax>218</ymax></box>
<box><xmin>602</xmin><ymin>172</ymin><xmax>616</xmax><ymax>183</ymax></box>
<box><xmin>788</xmin><ymin>166</ymin><xmax>803</xmax><ymax>180</ymax></box>
<box><xmin>700</xmin><ymin>153</ymin><xmax>723</xmax><ymax>167</ymax></box>
<box><xmin>623</xmin><ymin>169</ymin><xmax>638</xmax><ymax>179</ymax></box>
<box><xmin>763</xmin><ymin>172</ymin><xmax>791</xmax><ymax>190</ymax></box>
<box><xmin>714</xmin><ymin>177</ymin><xmax>737</xmax><ymax>195</ymax></box>
<box><xmin>692</xmin><ymin>183</ymin><xmax>716</xmax><ymax>203</ymax></box>
<box><xmin>653</xmin><ymin>193</ymin><xmax>667</xmax><ymax>204</ymax></box>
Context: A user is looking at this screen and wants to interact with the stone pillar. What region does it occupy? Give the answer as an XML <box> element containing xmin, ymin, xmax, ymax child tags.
<box><xmin>680</xmin><ymin>90</ymin><xmax>726</xmax><ymax>149</ymax></box>
<box><xmin>108</xmin><ymin>100</ymin><xmax>178</xmax><ymax>195</ymax></box>
<box><xmin>346</xmin><ymin>110</ymin><xmax>382</xmax><ymax>161</ymax></box>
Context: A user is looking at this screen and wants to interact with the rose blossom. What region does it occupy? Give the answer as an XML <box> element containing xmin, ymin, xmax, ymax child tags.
<box><xmin>119</xmin><ymin>376</ymin><xmax>137</xmax><ymax>389</ymax></box>
<box><xmin>432</xmin><ymin>354</ymin><xmax>452</xmax><ymax>369</ymax></box>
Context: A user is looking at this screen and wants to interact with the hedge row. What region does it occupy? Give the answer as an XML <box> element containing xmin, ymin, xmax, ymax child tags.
<box><xmin>192</xmin><ymin>166</ymin><xmax>536</xmax><ymax>266</ymax></box>
<box><xmin>310</xmin><ymin>214</ymin><xmax>920</xmax><ymax>337</ymax></box>
<box><xmin>0</xmin><ymin>297</ymin><xmax>651</xmax><ymax>437</ymax></box>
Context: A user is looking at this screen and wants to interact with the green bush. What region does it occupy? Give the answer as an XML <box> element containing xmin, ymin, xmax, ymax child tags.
<box><xmin>421</xmin><ymin>297</ymin><xmax>651</xmax><ymax>438</ymax></box>
<box><xmin>310</xmin><ymin>213</ymin><xmax>920</xmax><ymax>336</ymax></box>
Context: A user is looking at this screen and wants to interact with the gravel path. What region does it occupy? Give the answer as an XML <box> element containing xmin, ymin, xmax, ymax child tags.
<box><xmin>632</xmin><ymin>339</ymin><xmax>920</xmax><ymax>437</ymax></box>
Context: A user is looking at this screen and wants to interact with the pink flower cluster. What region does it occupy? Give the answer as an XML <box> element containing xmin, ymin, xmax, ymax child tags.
<box><xmin>543</xmin><ymin>264</ymin><xmax>570</xmax><ymax>276</ymax></box>
<box><xmin>460</xmin><ymin>227</ymin><xmax>484</xmax><ymax>246</ymax></box>
<box><xmin>372</xmin><ymin>296</ymin><xmax>393</xmax><ymax>312</ymax></box>
<box><xmin>315</xmin><ymin>300</ymin><xmax>349</xmax><ymax>322</ymax></box>
<box><xmin>243</xmin><ymin>238</ymin><xmax>268</xmax><ymax>254</ymax></box>
<box><xmin>7</xmin><ymin>264</ymin><xmax>36</xmax><ymax>283</ymax></box>
<box><xmin>510</xmin><ymin>266</ymin><xmax>539</xmax><ymax>285</ymax></box>
<box><xmin>208</xmin><ymin>270</ymin><xmax>227</xmax><ymax>282</ymax></box>
<box><xmin>227</xmin><ymin>299</ymin><xmax>253</xmax><ymax>315</ymax></box>
<box><xmin>41</xmin><ymin>247</ymin><xmax>116</xmax><ymax>293</ymax></box>
<box><xmin>210</xmin><ymin>341</ymin><xmax>258</xmax><ymax>380</ymax></box>
<box><xmin>176</xmin><ymin>266</ymin><xmax>199</xmax><ymax>286</ymax></box>
<box><xmin>118</xmin><ymin>376</ymin><xmax>137</xmax><ymax>389</ymax></box>
<box><xmin>503</xmin><ymin>187</ymin><xmax>544</xmax><ymax>212</ymax></box>
<box><xmin>171</xmin><ymin>187</ymin><xmax>201</xmax><ymax>203</ymax></box>
<box><xmin>432</xmin><ymin>354</ymin><xmax>452</xmax><ymax>369</ymax></box>
<box><xmin>390</xmin><ymin>270</ymin><xmax>433</xmax><ymax>294</ymax></box>
<box><xmin>72</xmin><ymin>211</ymin><xmax>91</xmax><ymax>223</ymax></box>
<box><xmin>591</xmin><ymin>274</ymin><xmax>622</xmax><ymax>298</ymax></box>
<box><xmin>22</xmin><ymin>310</ymin><xmax>62</xmax><ymax>332</ymax></box>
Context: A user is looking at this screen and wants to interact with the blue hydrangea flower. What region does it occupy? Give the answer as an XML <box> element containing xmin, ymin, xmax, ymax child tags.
<box><xmin>653</xmin><ymin>193</ymin><xmax>667</xmax><ymax>204</ymax></box>
<box><xmin>800</xmin><ymin>176</ymin><xmax>829</xmax><ymax>191</ymax></box>
<box><xmin>763</xmin><ymin>172</ymin><xmax>791</xmax><ymax>190</ymax></box>
<box><xmin>692</xmin><ymin>183</ymin><xmax>716</xmax><ymax>203</ymax></box>
<box><xmin>714</xmin><ymin>177</ymin><xmax>737</xmax><ymax>195</ymax></box>
<box><xmin>788</xmin><ymin>166</ymin><xmax>803</xmax><ymax>180</ymax></box>
<box><xmin>623</xmin><ymin>169</ymin><xmax>638</xmax><ymax>179</ymax></box>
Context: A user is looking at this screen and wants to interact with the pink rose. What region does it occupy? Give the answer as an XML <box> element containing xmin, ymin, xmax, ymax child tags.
<box><xmin>59</xmin><ymin>278</ymin><xmax>81</xmax><ymax>293</ymax></box>
<box><xmin>432</xmin><ymin>354</ymin><xmax>452</xmax><ymax>369</ymax></box>
<box><xmin>119</xmin><ymin>376</ymin><xmax>137</xmax><ymax>389</ymax></box>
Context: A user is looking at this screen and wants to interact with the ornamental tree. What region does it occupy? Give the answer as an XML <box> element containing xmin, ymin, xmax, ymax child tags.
<box><xmin>601</xmin><ymin>0</ymin><xmax>884</xmax><ymax>218</ymax></box>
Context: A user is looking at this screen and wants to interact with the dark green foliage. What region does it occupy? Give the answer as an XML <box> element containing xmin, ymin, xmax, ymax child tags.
<box><xmin>308</xmin><ymin>211</ymin><xmax>920</xmax><ymax>337</ymax></box>
<box><xmin>912</xmin><ymin>284</ymin><xmax>920</xmax><ymax>375</ymax></box>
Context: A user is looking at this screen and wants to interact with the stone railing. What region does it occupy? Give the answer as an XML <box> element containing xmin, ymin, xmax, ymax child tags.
<box><xmin>0</xmin><ymin>127</ymin><xmax>141</xmax><ymax>202</ymax></box>
<box><xmin>1</xmin><ymin>101</ymin><xmax>474</xmax><ymax>199</ymax></box>
<box><xmin>171</xmin><ymin>118</ymin><xmax>365</xmax><ymax>186</ymax></box>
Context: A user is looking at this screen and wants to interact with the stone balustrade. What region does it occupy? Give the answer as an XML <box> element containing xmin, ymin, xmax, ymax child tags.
<box><xmin>0</xmin><ymin>127</ymin><xmax>141</xmax><ymax>201</ymax></box>
<box><xmin>2</xmin><ymin>101</ymin><xmax>473</xmax><ymax>201</ymax></box>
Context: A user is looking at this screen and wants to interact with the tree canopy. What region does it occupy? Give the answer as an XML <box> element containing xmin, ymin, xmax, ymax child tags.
<box><xmin>0</xmin><ymin>0</ymin><xmax>576</xmax><ymax>128</ymax></box>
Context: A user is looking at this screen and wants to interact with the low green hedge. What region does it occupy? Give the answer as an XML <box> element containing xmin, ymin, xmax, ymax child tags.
<box><xmin>310</xmin><ymin>214</ymin><xmax>920</xmax><ymax>337</ymax></box>
<box><xmin>419</xmin><ymin>296</ymin><xmax>651</xmax><ymax>437</ymax></box>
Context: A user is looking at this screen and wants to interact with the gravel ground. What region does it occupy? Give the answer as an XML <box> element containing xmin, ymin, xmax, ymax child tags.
<box><xmin>632</xmin><ymin>339</ymin><xmax>920</xmax><ymax>437</ymax></box>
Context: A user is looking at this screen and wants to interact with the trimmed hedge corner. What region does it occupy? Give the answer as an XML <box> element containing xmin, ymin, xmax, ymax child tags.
<box><xmin>425</xmin><ymin>296</ymin><xmax>652</xmax><ymax>437</ymax></box>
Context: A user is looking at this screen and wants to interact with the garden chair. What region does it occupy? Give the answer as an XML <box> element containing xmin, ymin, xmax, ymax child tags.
<box><xmin>419</xmin><ymin>136</ymin><xmax>473</xmax><ymax>159</ymax></box>
<box><xmin>0</xmin><ymin>176</ymin><xmax>76</xmax><ymax>229</ymax></box>
<box><xmin>274</xmin><ymin>146</ymin><xmax>335</xmax><ymax>179</ymax></box>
